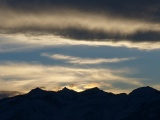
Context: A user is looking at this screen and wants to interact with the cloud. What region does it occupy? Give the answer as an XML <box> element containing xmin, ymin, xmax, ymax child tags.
<box><xmin>0</xmin><ymin>0</ymin><xmax>160</xmax><ymax>42</ymax></box>
<box><xmin>1</xmin><ymin>9</ymin><xmax>158</xmax><ymax>35</ymax></box>
<box><xmin>1</xmin><ymin>0</ymin><xmax>160</xmax><ymax>21</ymax></box>
<box><xmin>83</xmin><ymin>83</ymin><xmax>102</xmax><ymax>89</ymax></box>
<box><xmin>41</xmin><ymin>53</ymin><xmax>136</xmax><ymax>65</ymax></box>
<box><xmin>0</xmin><ymin>62</ymin><xmax>143</xmax><ymax>93</ymax></box>
<box><xmin>0</xmin><ymin>91</ymin><xmax>21</xmax><ymax>99</ymax></box>
<box><xmin>1</xmin><ymin>34</ymin><xmax>160</xmax><ymax>53</ymax></box>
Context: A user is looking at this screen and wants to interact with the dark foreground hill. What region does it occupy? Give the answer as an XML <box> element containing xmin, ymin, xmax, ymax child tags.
<box><xmin>0</xmin><ymin>86</ymin><xmax>160</xmax><ymax>120</ymax></box>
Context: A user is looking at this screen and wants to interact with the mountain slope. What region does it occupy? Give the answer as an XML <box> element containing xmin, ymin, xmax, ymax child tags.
<box><xmin>0</xmin><ymin>87</ymin><xmax>160</xmax><ymax>120</ymax></box>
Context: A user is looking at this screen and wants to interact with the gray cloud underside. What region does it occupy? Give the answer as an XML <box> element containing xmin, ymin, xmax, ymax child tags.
<box><xmin>1</xmin><ymin>27</ymin><xmax>160</xmax><ymax>42</ymax></box>
<box><xmin>0</xmin><ymin>91</ymin><xmax>21</xmax><ymax>99</ymax></box>
<box><xmin>0</xmin><ymin>0</ymin><xmax>160</xmax><ymax>42</ymax></box>
<box><xmin>1</xmin><ymin>0</ymin><xmax>160</xmax><ymax>21</ymax></box>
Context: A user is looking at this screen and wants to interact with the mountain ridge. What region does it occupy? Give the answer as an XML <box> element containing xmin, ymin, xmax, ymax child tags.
<box><xmin>0</xmin><ymin>86</ymin><xmax>160</xmax><ymax>120</ymax></box>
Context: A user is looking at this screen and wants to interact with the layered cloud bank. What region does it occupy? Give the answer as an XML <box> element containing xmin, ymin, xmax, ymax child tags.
<box><xmin>0</xmin><ymin>0</ymin><xmax>160</xmax><ymax>42</ymax></box>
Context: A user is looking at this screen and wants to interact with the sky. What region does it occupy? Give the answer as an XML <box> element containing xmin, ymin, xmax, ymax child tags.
<box><xmin>0</xmin><ymin>0</ymin><xmax>160</xmax><ymax>94</ymax></box>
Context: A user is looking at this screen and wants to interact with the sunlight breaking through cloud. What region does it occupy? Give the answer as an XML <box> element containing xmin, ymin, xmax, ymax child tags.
<box><xmin>0</xmin><ymin>62</ymin><xmax>143</xmax><ymax>93</ymax></box>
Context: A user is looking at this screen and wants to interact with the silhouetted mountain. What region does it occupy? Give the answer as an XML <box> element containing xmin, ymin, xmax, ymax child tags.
<box><xmin>0</xmin><ymin>86</ymin><xmax>160</xmax><ymax>120</ymax></box>
<box><xmin>57</xmin><ymin>87</ymin><xmax>77</xmax><ymax>97</ymax></box>
<box><xmin>129</xmin><ymin>86</ymin><xmax>159</xmax><ymax>96</ymax></box>
<box><xmin>80</xmin><ymin>87</ymin><xmax>105</xmax><ymax>96</ymax></box>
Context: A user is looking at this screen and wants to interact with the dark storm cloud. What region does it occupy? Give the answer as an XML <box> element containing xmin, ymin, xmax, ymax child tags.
<box><xmin>128</xmin><ymin>31</ymin><xmax>160</xmax><ymax>42</ymax></box>
<box><xmin>1</xmin><ymin>0</ymin><xmax>160</xmax><ymax>21</ymax></box>
<box><xmin>2</xmin><ymin>27</ymin><xmax>160</xmax><ymax>42</ymax></box>
<box><xmin>0</xmin><ymin>0</ymin><xmax>160</xmax><ymax>42</ymax></box>
<box><xmin>43</xmin><ymin>28</ymin><xmax>160</xmax><ymax>42</ymax></box>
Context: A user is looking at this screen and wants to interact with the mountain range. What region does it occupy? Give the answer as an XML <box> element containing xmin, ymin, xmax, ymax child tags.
<box><xmin>0</xmin><ymin>86</ymin><xmax>160</xmax><ymax>120</ymax></box>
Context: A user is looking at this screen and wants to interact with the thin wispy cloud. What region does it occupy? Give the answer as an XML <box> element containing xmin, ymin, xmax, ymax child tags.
<box><xmin>41</xmin><ymin>53</ymin><xmax>136</xmax><ymax>65</ymax></box>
